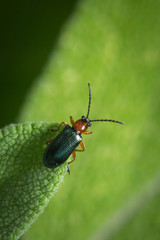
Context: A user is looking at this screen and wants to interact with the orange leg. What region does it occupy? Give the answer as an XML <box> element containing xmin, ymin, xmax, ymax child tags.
<box><xmin>67</xmin><ymin>151</ymin><xmax>76</xmax><ymax>174</ymax></box>
<box><xmin>70</xmin><ymin>116</ymin><xmax>75</xmax><ymax>127</ymax></box>
<box><xmin>48</xmin><ymin>122</ymin><xmax>68</xmax><ymax>145</ymax></box>
<box><xmin>83</xmin><ymin>130</ymin><xmax>92</xmax><ymax>134</ymax></box>
<box><xmin>50</xmin><ymin>121</ymin><xmax>68</xmax><ymax>132</ymax></box>
<box><xmin>69</xmin><ymin>150</ymin><xmax>76</xmax><ymax>165</ymax></box>
<box><xmin>46</xmin><ymin>139</ymin><xmax>53</xmax><ymax>145</ymax></box>
<box><xmin>75</xmin><ymin>140</ymin><xmax>85</xmax><ymax>152</ymax></box>
<box><xmin>68</xmin><ymin>141</ymin><xmax>85</xmax><ymax>165</ymax></box>
<box><xmin>67</xmin><ymin>141</ymin><xmax>86</xmax><ymax>174</ymax></box>
<box><xmin>57</xmin><ymin>121</ymin><xmax>68</xmax><ymax>130</ymax></box>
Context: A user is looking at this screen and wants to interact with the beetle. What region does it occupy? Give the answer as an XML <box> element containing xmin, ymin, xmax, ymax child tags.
<box><xmin>43</xmin><ymin>83</ymin><xmax>124</xmax><ymax>173</ymax></box>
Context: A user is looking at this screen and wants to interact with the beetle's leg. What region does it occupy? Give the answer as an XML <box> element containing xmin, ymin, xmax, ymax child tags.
<box><xmin>67</xmin><ymin>163</ymin><xmax>70</xmax><ymax>175</ymax></box>
<box><xmin>46</xmin><ymin>139</ymin><xmax>53</xmax><ymax>145</ymax></box>
<box><xmin>70</xmin><ymin>116</ymin><xmax>75</xmax><ymax>127</ymax></box>
<box><xmin>68</xmin><ymin>151</ymin><xmax>76</xmax><ymax>165</ymax></box>
<box><xmin>75</xmin><ymin>141</ymin><xmax>85</xmax><ymax>152</ymax></box>
<box><xmin>83</xmin><ymin>131</ymin><xmax>92</xmax><ymax>134</ymax></box>
<box><xmin>58</xmin><ymin>121</ymin><xmax>68</xmax><ymax>129</ymax></box>
<box><xmin>67</xmin><ymin>141</ymin><xmax>85</xmax><ymax>174</ymax></box>
<box><xmin>72</xmin><ymin>150</ymin><xmax>76</xmax><ymax>159</ymax></box>
<box><xmin>67</xmin><ymin>150</ymin><xmax>76</xmax><ymax>174</ymax></box>
<box><xmin>68</xmin><ymin>151</ymin><xmax>76</xmax><ymax>164</ymax></box>
<box><xmin>50</xmin><ymin>122</ymin><xmax>68</xmax><ymax>132</ymax></box>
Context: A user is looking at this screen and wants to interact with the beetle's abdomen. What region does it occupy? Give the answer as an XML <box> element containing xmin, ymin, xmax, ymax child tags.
<box><xmin>43</xmin><ymin>125</ymin><xmax>82</xmax><ymax>168</ymax></box>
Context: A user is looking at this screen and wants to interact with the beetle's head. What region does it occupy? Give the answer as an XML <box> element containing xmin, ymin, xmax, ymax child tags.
<box><xmin>81</xmin><ymin>116</ymin><xmax>92</xmax><ymax>127</ymax></box>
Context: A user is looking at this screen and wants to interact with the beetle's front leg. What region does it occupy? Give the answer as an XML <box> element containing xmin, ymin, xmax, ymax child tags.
<box><xmin>47</xmin><ymin>122</ymin><xmax>68</xmax><ymax>145</ymax></box>
<box><xmin>50</xmin><ymin>122</ymin><xmax>68</xmax><ymax>132</ymax></box>
<box><xmin>83</xmin><ymin>130</ymin><xmax>92</xmax><ymax>134</ymax></box>
<box><xmin>70</xmin><ymin>116</ymin><xmax>75</xmax><ymax>127</ymax></box>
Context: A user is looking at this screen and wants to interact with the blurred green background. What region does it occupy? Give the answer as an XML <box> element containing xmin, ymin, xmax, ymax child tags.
<box><xmin>1</xmin><ymin>0</ymin><xmax>160</xmax><ymax>239</ymax></box>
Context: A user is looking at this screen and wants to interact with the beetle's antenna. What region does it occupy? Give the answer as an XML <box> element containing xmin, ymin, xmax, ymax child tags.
<box><xmin>86</xmin><ymin>83</ymin><xmax>124</xmax><ymax>126</ymax></box>
<box><xmin>90</xmin><ymin>119</ymin><xmax>125</xmax><ymax>125</ymax></box>
<box><xmin>86</xmin><ymin>83</ymin><xmax>91</xmax><ymax>118</ymax></box>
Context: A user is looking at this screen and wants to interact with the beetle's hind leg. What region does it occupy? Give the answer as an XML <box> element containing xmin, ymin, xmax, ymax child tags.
<box><xmin>68</xmin><ymin>151</ymin><xmax>76</xmax><ymax>165</ymax></box>
<box><xmin>67</xmin><ymin>151</ymin><xmax>76</xmax><ymax>174</ymax></box>
<box><xmin>46</xmin><ymin>139</ymin><xmax>54</xmax><ymax>145</ymax></box>
<box><xmin>67</xmin><ymin>164</ymin><xmax>70</xmax><ymax>175</ymax></box>
<box><xmin>67</xmin><ymin>141</ymin><xmax>85</xmax><ymax>174</ymax></box>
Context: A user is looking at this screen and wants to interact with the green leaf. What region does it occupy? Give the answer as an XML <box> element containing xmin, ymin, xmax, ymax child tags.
<box><xmin>0</xmin><ymin>122</ymin><xmax>67</xmax><ymax>240</ymax></box>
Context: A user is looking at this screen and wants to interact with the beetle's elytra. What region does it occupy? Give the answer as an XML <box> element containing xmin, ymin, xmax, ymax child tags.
<box><xmin>43</xmin><ymin>83</ymin><xmax>124</xmax><ymax>174</ymax></box>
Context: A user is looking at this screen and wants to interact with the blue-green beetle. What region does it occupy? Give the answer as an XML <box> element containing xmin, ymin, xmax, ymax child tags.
<box><xmin>43</xmin><ymin>83</ymin><xmax>124</xmax><ymax>173</ymax></box>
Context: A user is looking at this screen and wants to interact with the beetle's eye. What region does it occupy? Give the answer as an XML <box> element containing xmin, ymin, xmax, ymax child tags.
<box><xmin>81</xmin><ymin>116</ymin><xmax>85</xmax><ymax>120</ymax></box>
